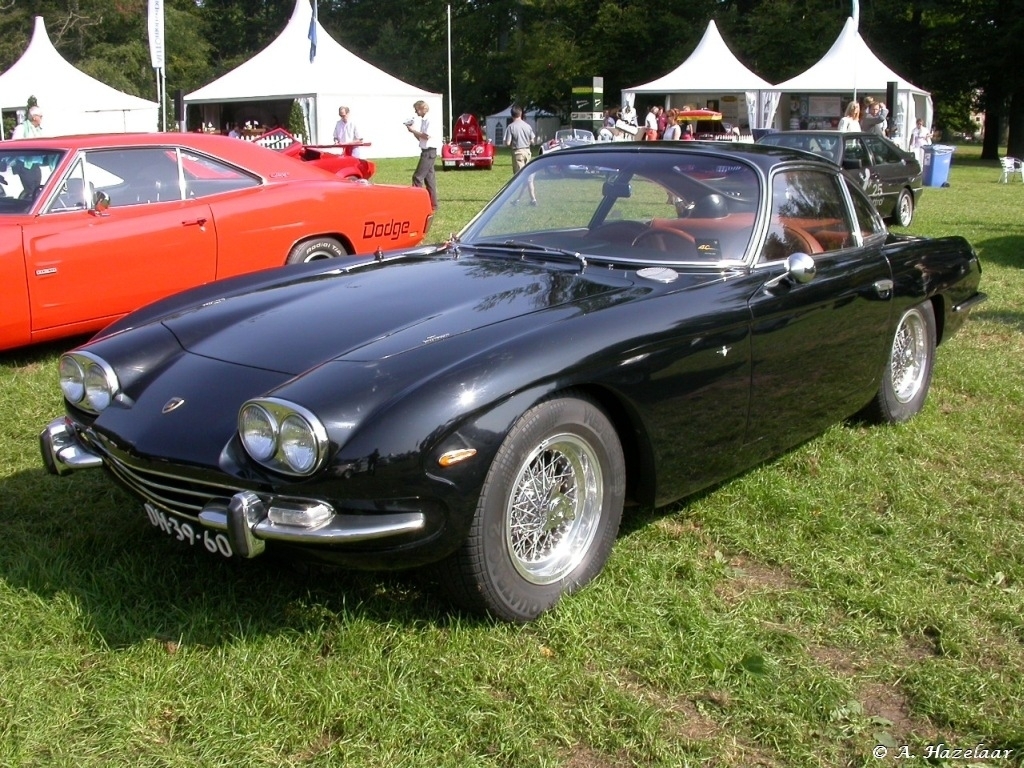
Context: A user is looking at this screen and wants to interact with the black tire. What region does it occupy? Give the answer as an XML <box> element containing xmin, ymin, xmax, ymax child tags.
<box><xmin>439</xmin><ymin>393</ymin><xmax>626</xmax><ymax>622</ymax></box>
<box><xmin>893</xmin><ymin>188</ymin><xmax>914</xmax><ymax>227</ymax></box>
<box><xmin>285</xmin><ymin>237</ymin><xmax>345</xmax><ymax>265</ymax></box>
<box><xmin>863</xmin><ymin>301</ymin><xmax>936</xmax><ymax>423</ymax></box>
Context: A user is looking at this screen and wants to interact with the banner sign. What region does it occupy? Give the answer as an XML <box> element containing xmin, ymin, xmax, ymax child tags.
<box><xmin>148</xmin><ymin>0</ymin><xmax>164</xmax><ymax>69</ymax></box>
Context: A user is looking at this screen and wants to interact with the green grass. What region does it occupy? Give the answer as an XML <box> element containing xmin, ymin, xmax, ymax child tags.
<box><xmin>1</xmin><ymin>145</ymin><xmax>1022</xmax><ymax>767</ymax></box>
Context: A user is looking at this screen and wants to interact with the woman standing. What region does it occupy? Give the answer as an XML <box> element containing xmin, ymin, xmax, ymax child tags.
<box><xmin>838</xmin><ymin>101</ymin><xmax>861</xmax><ymax>132</ymax></box>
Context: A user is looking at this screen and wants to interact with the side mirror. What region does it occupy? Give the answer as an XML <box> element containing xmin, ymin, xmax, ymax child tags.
<box><xmin>764</xmin><ymin>252</ymin><xmax>817</xmax><ymax>290</ymax></box>
<box><xmin>842</xmin><ymin>158</ymin><xmax>863</xmax><ymax>171</ymax></box>
<box><xmin>93</xmin><ymin>191</ymin><xmax>111</xmax><ymax>213</ymax></box>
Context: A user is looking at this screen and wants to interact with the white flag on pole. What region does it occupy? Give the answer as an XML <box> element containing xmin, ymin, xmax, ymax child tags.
<box><xmin>148</xmin><ymin>0</ymin><xmax>165</xmax><ymax>69</ymax></box>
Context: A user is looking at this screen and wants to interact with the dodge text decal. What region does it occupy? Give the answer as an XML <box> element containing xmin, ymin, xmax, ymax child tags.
<box><xmin>363</xmin><ymin>219</ymin><xmax>412</xmax><ymax>240</ymax></box>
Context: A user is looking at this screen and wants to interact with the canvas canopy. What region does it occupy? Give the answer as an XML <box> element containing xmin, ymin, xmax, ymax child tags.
<box><xmin>185</xmin><ymin>0</ymin><xmax>441</xmax><ymax>158</ymax></box>
<box><xmin>485</xmin><ymin>107</ymin><xmax>560</xmax><ymax>145</ymax></box>
<box><xmin>622</xmin><ymin>21</ymin><xmax>779</xmax><ymax>130</ymax></box>
<box><xmin>0</xmin><ymin>16</ymin><xmax>158</xmax><ymax>138</ymax></box>
<box><xmin>774</xmin><ymin>17</ymin><xmax>932</xmax><ymax>145</ymax></box>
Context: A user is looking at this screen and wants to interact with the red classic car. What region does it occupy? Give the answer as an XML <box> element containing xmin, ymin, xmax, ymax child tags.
<box><xmin>254</xmin><ymin>128</ymin><xmax>376</xmax><ymax>180</ymax></box>
<box><xmin>0</xmin><ymin>133</ymin><xmax>431</xmax><ymax>352</ymax></box>
<box><xmin>441</xmin><ymin>113</ymin><xmax>495</xmax><ymax>170</ymax></box>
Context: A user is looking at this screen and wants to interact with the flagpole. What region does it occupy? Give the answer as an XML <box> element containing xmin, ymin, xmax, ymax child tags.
<box><xmin>148</xmin><ymin>0</ymin><xmax>165</xmax><ymax>131</ymax></box>
<box><xmin>851</xmin><ymin>0</ymin><xmax>859</xmax><ymax>102</ymax></box>
<box><xmin>447</xmin><ymin>4</ymin><xmax>453</xmax><ymax>140</ymax></box>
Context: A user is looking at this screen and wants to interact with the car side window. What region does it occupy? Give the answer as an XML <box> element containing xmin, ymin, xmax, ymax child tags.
<box><xmin>179</xmin><ymin>150</ymin><xmax>259</xmax><ymax>199</ymax></box>
<box><xmin>844</xmin><ymin>177</ymin><xmax>887</xmax><ymax>240</ymax></box>
<box><xmin>843</xmin><ymin>137</ymin><xmax>867</xmax><ymax>167</ymax></box>
<box><xmin>863</xmin><ymin>136</ymin><xmax>902</xmax><ymax>165</ymax></box>
<box><xmin>83</xmin><ymin>148</ymin><xmax>182</xmax><ymax>207</ymax></box>
<box><xmin>759</xmin><ymin>170</ymin><xmax>855</xmax><ymax>262</ymax></box>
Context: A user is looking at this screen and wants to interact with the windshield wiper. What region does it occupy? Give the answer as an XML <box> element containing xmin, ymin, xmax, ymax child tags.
<box><xmin>464</xmin><ymin>240</ymin><xmax>588</xmax><ymax>270</ymax></box>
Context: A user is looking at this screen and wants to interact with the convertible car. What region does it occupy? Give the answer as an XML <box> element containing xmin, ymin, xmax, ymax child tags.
<box><xmin>441</xmin><ymin>114</ymin><xmax>495</xmax><ymax>170</ymax></box>
<box><xmin>0</xmin><ymin>133</ymin><xmax>430</xmax><ymax>351</ymax></box>
<box><xmin>757</xmin><ymin>130</ymin><xmax>923</xmax><ymax>227</ymax></box>
<box><xmin>255</xmin><ymin>127</ymin><xmax>376</xmax><ymax>180</ymax></box>
<box><xmin>41</xmin><ymin>143</ymin><xmax>985</xmax><ymax>622</ymax></box>
<box><xmin>541</xmin><ymin>128</ymin><xmax>596</xmax><ymax>154</ymax></box>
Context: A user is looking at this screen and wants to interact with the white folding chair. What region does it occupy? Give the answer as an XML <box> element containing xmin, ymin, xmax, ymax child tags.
<box><xmin>999</xmin><ymin>156</ymin><xmax>1024</xmax><ymax>183</ymax></box>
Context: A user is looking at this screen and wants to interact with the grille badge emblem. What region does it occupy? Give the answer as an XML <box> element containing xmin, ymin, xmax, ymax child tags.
<box><xmin>162</xmin><ymin>397</ymin><xmax>186</xmax><ymax>414</ymax></box>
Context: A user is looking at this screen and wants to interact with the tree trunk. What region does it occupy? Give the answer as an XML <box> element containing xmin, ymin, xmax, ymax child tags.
<box><xmin>981</xmin><ymin>75</ymin><xmax>1004</xmax><ymax>161</ymax></box>
<box><xmin>1007</xmin><ymin>87</ymin><xmax>1024</xmax><ymax>158</ymax></box>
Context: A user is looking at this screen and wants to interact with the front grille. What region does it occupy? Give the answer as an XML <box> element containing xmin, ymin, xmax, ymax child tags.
<box><xmin>96</xmin><ymin>441</ymin><xmax>248</xmax><ymax>521</ymax></box>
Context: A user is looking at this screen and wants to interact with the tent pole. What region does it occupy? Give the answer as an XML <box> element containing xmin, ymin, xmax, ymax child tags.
<box><xmin>447</xmin><ymin>5</ymin><xmax>453</xmax><ymax>140</ymax></box>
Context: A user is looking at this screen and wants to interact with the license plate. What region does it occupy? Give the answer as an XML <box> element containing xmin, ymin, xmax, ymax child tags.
<box><xmin>145</xmin><ymin>503</ymin><xmax>233</xmax><ymax>558</ymax></box>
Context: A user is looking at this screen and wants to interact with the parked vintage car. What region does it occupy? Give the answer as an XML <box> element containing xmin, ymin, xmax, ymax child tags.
<box><xmin>0</xmin><ymin>133</ymin><xmax>431</xmax><ymax>351</ymax></box>
<box><xmin>441</xmin><ymin>113</ymin><xmax>495</xmax><ymax>170</ymax></box>
<box><xmin>41</xmin><ymin>143</ymin><xmax>985</xmax><ymax>622</ymax></box>
<box><xmin>756</xmin><ymin>130</ymin><xmax>923</xmax><ymax>227</ymax></box>
<box><xmin>540</xmin><ymin>128</ymin><xmax>596</xmax><ymax>154</ymax></box>
<box><xmin>254</xmin><ymin>127</ymin><xmax>376</xmax><ymax>180</ymax></box>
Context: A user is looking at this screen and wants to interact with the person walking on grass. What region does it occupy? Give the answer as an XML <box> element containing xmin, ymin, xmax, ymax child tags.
<box><xmin>503</xmin><ymin>105</ymin><xmax>537</xmax><ymax>205</ymax></box>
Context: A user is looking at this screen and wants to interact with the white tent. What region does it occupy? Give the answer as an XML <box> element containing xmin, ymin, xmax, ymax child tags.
<box><xmin>485</xmin><ymin>107</ymin><xmax>560</xmax><ymax>145</ymax></box>
<box><xmin>622</xmin><ymin>21</ymin><xmax>779</xmax><ymax>130</ymax></box>
<box><xmin>185</xmin><ymin>0</ymin><xmax>441</xmax><ymax>158</ymax></box>
<box><xmin>773</xmin><ymin>17</ymin><xmax>932</xmax><ymax>145</ymax></box>
<box><xmin>0</xmin><ymin>16</ymin><xmax>158</xmax><ymax>138</ymax></box>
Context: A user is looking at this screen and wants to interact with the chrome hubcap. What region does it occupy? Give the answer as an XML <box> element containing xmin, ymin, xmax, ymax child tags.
<box><xmin>899</xmin><ymin>196</ymin><xmax>912</xmax><ymax>225</ymax></box>
<box><xmin>505</xmin><ymin>434</ymin><xmax>603</xmax><ymax>585</ymax></box>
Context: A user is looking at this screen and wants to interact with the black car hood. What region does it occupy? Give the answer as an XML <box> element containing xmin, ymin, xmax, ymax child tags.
<box><xmin>161</xmin><ymin>256</ymin><xmax>644</xmax><ymax>374</ymax></box>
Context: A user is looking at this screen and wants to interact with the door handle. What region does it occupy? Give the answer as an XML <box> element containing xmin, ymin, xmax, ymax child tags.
<box><xmin>183</xmin><ymin>218</ymin><xmax>207</xmax><ymax>227</ymax></box>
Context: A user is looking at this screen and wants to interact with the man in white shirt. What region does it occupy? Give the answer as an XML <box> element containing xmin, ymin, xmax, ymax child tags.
<box><xmin>333</xmin><ymin>106</ymin><xmax>365</xmax><ymax>157</ymax></box>
<box><xmin>406</xmin><ymin>100</ymin><xmax>437</xmax><ymax>210</ymax></box>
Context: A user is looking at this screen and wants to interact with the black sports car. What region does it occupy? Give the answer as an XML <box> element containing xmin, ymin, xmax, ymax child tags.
<box><xmin>756</xmin><ymin>130</ymin><xmax>923</xmax><ymax>228</ymax></box>
<box><xmin>41</xmin><ymin>143</ymin><xmax>985</xmax><ymax>622</ymax></box>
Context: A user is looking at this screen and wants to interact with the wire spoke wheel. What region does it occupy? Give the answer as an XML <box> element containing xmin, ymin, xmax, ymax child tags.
<box><xmin>861</xmin><ymin>301</ymin><xmax>936</xmax><ymax>424</ymax></box>
<box><xmin>891</xmin><ymin>309</ymin><xmax>928</xmax><ymax>403</ymax></box>
<box><xmin>505</xmin><ymin>434</ymin><xmax>603</xmax><ymax>585</ymax></box>
<box><xmin>438</xmin><ymin>393</ymin><xmax>625</xmax><ymax>622</ymax></box>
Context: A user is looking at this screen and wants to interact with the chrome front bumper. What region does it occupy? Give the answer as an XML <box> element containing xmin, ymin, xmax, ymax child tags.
<box><xmin>40</xmin><ymin>417</ymin><xmax>426</xmax><ymax>558</ymax></box>
<box><xmin>40</xmin><ymin>417</ymin><xmax>103</xmax><ymax>476</ymax></box>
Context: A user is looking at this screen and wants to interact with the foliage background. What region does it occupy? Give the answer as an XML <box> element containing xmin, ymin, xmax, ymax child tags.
<box><xmin>0</xmin><ymin>0</ymin><xmax>1021</xmax><ymax>154</ymax></box>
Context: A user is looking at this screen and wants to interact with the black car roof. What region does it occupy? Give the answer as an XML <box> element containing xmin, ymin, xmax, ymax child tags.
<box><xmin>545</xmin><ymin>140</ymin><xmax>837</xmax><ymax>175</ymax></box>
<box><xmin>757</xmin><ymin>130</ymin><xmax>897</xmax><ymax>142</ymax></box>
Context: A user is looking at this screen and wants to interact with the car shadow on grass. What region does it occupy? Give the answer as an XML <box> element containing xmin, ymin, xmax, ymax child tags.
<box><xmin>0</xmin><ymin>466</ymin><xmax>470</xmax><ymax>647</ymax></box>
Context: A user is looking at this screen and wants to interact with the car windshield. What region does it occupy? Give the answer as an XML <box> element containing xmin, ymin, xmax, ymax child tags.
<box><xmin>459</xmin><ymin>149</ymin><xmax>761</xmax><ymax>265</ymax></box>
<box><xmin>0</xmin><ymin>150</ymin><xmax>66</xmax><ymax>214</ymax></box>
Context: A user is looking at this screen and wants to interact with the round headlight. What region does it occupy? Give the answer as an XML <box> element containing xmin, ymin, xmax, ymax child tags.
<box><xmin>84</xmin><ymin>362</ymin><xmax>113</xmax><ymax>412</ymax></box>
<box><xmin>239</xmin><ymin>404</ymin><xmax>277</xmax><ymax>461</ymax></box>
<box><xmin>279</xmin><ymin>414</ymin><xmax>319</xmax><ymax>474</ymax></box>
<box><xmin>59</xmin><ymin>355</ymin><xmax>85</xmax><ymax>404</ymax></box>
